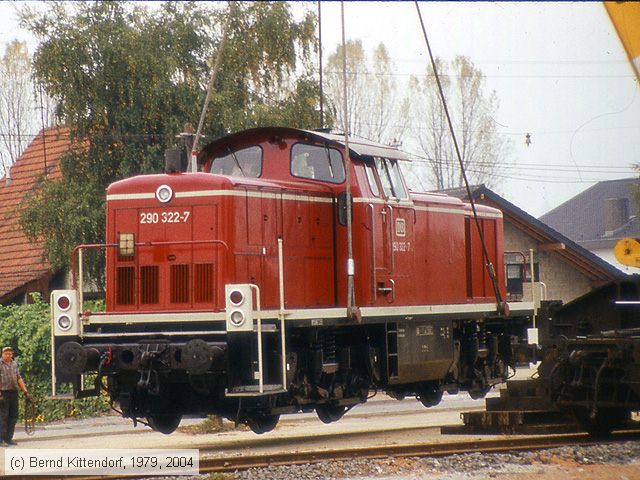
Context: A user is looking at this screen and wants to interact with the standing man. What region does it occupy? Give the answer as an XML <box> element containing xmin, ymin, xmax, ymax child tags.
<box><xmin>0</xmin><ymin>346</ymin><xmax>29</xmax><ymax>446</ymax></box>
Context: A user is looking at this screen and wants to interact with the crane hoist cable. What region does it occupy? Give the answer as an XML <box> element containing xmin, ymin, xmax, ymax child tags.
<box><xmin>414</xmin><ymin>2</ymin><xmax>505</xmax><ymax>313</ymax></box>
<box><xmin>190</xmin><ymin>10</ymin><xmax>230</xmax><ymax>172</ymax></box>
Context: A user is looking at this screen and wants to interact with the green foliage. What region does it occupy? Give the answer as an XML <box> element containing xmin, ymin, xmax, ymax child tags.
<box><xmin>0</xmin><ymin>294</ymin><xmax>108</xmax><ymax>422</ymax></box>
<box><xmin>18</xmin><ymin>1</ymin><xmax>321</xmax><ymax>282</ymax></box>
<box><xmin>19</xmin><ymin>166</ymin><xmax>106</xmax><ymax>285</ymax></box>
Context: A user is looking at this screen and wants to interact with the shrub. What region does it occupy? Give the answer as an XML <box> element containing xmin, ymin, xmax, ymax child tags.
<box><xmin>0</xmin><ymin>294</ymin><xmax>109</xmax><ymax>422</ymax></box>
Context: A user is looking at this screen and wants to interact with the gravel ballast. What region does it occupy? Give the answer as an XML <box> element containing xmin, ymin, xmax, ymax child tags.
<box><xmin>229</xmin><ymin>441</ymin><xmax>640</xmax><ymax>480</ymax></box>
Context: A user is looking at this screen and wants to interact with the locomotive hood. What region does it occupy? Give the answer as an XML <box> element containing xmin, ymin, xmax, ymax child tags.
<box><xmin>106</xmin><ymin>171</ymin><xmax>282</xmax><ymax>198</ymax></box>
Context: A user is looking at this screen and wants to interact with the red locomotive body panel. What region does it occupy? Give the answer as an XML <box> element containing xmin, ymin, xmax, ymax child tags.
<box><xmin>104</xmin><ymin>127</ymin><xmax>505</xmax><ymax>313</ymax></box>
<box><xmin>53</xmin><ymin>127</ymin><xmax>525</xmax><ymax>435</ymax></box>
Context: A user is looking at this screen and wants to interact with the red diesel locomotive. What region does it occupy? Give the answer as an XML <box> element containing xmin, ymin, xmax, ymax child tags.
<box><xmin>51</xmin><ymin>127</ymin><xmax>534</xmax><ymax>433</ymax></box>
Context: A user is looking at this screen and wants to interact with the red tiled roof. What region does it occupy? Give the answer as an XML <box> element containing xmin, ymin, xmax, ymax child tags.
<box><xmin>0</xmin><ymin>127</ymin><xmax>72</xmax><ymax>303</ymax></box>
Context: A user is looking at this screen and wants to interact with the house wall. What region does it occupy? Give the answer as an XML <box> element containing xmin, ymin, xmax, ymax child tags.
<box><xmin>504</xmin><ymin>222</ymin><xmax>593</xmax><ymax>305</ymax></box>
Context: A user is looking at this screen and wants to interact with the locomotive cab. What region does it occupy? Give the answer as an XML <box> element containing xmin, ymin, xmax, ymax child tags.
<box><xmin>51</xmin><ymin>127</ymin><xmax>534</xmax><ymax>434</ymax></box>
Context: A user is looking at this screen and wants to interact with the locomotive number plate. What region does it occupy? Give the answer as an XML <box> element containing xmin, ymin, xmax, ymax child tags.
<box><xmin>139</xmin><ymin>211</ymin><xmax>191</xmax><ymax>224</ymax></box>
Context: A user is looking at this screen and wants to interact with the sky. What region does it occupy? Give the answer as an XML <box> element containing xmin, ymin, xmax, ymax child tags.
<box><xmin>1</xmin><ymin>1</ymin><xmax>639</xmax><ymax>217</ymax></box>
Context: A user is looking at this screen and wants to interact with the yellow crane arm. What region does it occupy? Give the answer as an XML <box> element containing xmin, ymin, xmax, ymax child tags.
<box><xmin>604</xmin><ymin>1</ymin><xmax>640</xmax><ymax>84</ymax></box>
<box><xmin>614</xmin><ymin>238</ymin><xmax>640</xmax><ymax>267</ymax></box>
<box><xmin>606</xmin><ymin>3</ymin><xmax>640</xmax><ymax>269</ymax></box>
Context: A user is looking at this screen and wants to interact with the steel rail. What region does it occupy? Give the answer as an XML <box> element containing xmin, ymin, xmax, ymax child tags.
<box><xmin>198</xmin><ymin>430</ymin><xmax>640</xmax><ymax>474</ymax></box>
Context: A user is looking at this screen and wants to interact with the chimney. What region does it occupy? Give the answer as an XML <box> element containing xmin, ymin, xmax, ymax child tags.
<box><xmin>604</xmin><ymin>197</ymin><xmax>629</xmax><ymax>236</ymax></box>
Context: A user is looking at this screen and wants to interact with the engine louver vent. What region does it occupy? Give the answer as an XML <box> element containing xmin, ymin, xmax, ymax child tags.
<box><xmin>170</xmin><ymin>264</ymin><xmax>190</xmax><ymax>303</ymax></box>
<box><xmin>140</xmin><ymin>265</ymin><xmax>159</xmax><ymax>304</ymax></box>
<box><xmin>117</xmin><ymin>266</ymin><xmax>135</xmax><ymax>305</ymax></box>
<box><xmin>194</xmin><ymin>263</ymin><xmax>214</xmax><ymax>303</ymax></box>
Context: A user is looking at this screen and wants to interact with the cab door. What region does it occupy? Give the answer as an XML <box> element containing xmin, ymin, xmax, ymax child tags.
<box><xmin>372</xmin><ymin>157</ymin><xmax>415</xmax><ymax>305</ymax></box>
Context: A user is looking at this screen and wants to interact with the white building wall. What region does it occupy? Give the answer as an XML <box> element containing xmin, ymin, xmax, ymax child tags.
<box><xmin>504</xmin><ymin>222</ymin><xmax>594</xmax><ymax>305</ymax></box>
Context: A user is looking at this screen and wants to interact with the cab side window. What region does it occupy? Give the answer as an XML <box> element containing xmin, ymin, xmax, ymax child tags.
<box><xmin>365</xmin><ymin>161</ymin><xmax>381</xmax><ymax>197</ymax></box>
<box><xmin>211</xmin><ymin>145</ymin><xmax>262</xmax><ymax>177</ymax></box>
<box><xmin>291</xmin><ymin>143</ymin><xmax>345</xmax><ymax>184</ymax></box>
<box><xmin>387</xmin><ymin>158</ymin><xmax>408</xmax><ymax>199</ymax></box>
<box><xmin>375</xmin><ymin>157</ymin><xmax>394</xmax><ymax>198</ymax></box>
<box><xmin>374</xmin><ymin>156</ymin><xmax>408</xmax><ymax>200</ymax></box>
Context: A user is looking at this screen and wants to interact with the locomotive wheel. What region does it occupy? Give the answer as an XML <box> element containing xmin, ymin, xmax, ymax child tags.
<box><xmin>418</xmin><ymin>389</ymin><xmax>443</xmax><ymax>408</ymax></box>
<box><xmin>572</xmin><ymin>406</ymin><xmax>630</xmax><ymax>438</ymax></box>
<box><xmin>247</xmin><ymin>414</ymin><xmax>280</xmax><ymax>434</ymax></box>
<box><xmin>316</xmin><ymin>404</ymin><xmax>346</xmax><ymax>424</ymax></box>
<box><xmin>146</xmin><ymin>413</ymin><xmax>182</xmax><ymax>434</ymax></box>
<box><xmin>468</xmin><ymin>386</ymin><xmax>491</xmax><ymax>400</ymax></box>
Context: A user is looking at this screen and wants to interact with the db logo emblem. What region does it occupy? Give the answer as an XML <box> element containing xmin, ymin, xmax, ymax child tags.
<box><xmin>395</xmin><ymin>218</ymin><xmax>406</xmax><ymax>237</ymax></box>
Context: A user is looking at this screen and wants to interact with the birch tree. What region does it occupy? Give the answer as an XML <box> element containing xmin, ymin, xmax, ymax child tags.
<box><xmin>0</xmin><ymin>40</ymin><xmax>56</xmax><ymax>177</ymax></box>
<box><xmin>0</xmin><ymin>40</ymin><xmax>36</xmax><ymax>176</ymax></box>
<box><xmin>410</xmin><ymin>55</ymin><xmax>509</xmax><ymax>190</ymax></box>
<box><xmin>325</xmin><ymin>40</ymin><xmax>408</xmax><ymax>144</ymax></box>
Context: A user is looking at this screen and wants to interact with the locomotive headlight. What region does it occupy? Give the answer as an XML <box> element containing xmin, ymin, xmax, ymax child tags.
<box><xmin>225</xmin><ymin>284</ymin><xmax>254</xmax><ymax>332</ymax></box>
<box><xmin>155</xmin><ymin>185</ymin><xmax>173</xmax><ymax>203</ymax></box>
<box><xmin>229</xmin><ymin>289</ymin><xmax>244</xmax><ymax>306</ymax></box>
<box><xmin>230</xmin><ymin>310</ymin><xmax>245</xmax><ymax>327</ymax></box>
<box><xmin>51</xmin><ymin>289</ymin><xmax>80</xmax><ymax>336</ymax></box>
<box><xmin>57</xmin><ymin>315</ymin><xmax>73</xmax><ymax>331</ymax></box>
<box><xmin>57</xmin><ymin>294</ymin><xmax>71</xmax><ymax>312</ymax></box>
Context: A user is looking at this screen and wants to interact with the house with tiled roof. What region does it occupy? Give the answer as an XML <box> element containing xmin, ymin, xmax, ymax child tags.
<box><xmin>0</xmin><ymin>127</ymin><xmax>71</xmax><ymax>304</ymax></box>
<box><xmin>438</xmin><ymin>185</ymin><xmax>624</xmax><ymax>305</ymax></box>
<box><xmin>539</xmin><ymin>178</ymin><xmax>640</xmax><ymax>272</ymax></box>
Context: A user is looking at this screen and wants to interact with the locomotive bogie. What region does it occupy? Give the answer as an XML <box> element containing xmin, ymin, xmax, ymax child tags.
<box><xmin>535</xmin><ymin>279</ymin><xmax>640</xmax><ymax>436</ymax></box>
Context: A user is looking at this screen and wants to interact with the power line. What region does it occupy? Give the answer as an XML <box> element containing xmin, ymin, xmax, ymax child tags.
<box><xmin>405</xmin><ymin>152</ymin><xmax>636</xmax><ymax>171</ymax></box>
<box><xmin>407</xmin><ymin>160</ymin><xmax>635</xmax><ymax>185</ymax></box>
<box><xmin>407</xmin><ymin>164</ymin><xmax>634</xmax><ymax>186</ymax></box>
<box><xmin>393</xmin><ymin>57</ymin><xmax>632</xmax><ymax>67</ymax></box>
<box><xmin>320</xmin><ymin>68</ymin><xmax>636</xmax><ymax>80</ymax></box>
<box><xmin>4</xmin><ymin>121</ymin><xmax>638</xmax><ymax>141</ymax></box>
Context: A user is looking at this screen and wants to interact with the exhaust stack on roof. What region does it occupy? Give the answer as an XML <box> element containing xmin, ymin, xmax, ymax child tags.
<box><xmin>604</xmin><ymin>197</ymin><xmax>629</xmax><ymax>236</ymax></box>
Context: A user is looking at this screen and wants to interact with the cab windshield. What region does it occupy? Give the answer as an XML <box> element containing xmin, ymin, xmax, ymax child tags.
<box><xmin>211</xmin><ymin>145</ymin><xmax>262</xmax><ymax>177</ymax></box>
<box><xmin>291</xmin><ymin>143</ymin><xmax>345</xmax><ymax>184</ymax></box>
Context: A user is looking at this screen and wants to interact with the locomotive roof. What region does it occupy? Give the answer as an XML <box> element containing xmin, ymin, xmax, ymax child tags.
<box><xmin>200</xmin><ymin>127</ymin><xmax>410</xmax><ymax>162</ymax></box>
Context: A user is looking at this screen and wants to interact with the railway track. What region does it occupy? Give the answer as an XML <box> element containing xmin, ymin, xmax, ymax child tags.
<box><xmin>198</xmin><ymin>429</ymin><xmax>640</xmax><ymax>474</ymax></box>
<box><xmin>7</xmin><ymin>428</ymin><xmax>640</xmax><ymax>479</ymax></box>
